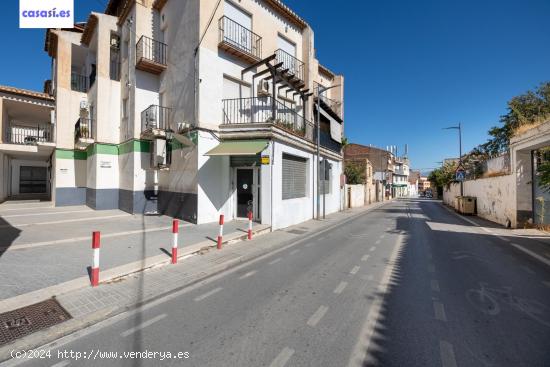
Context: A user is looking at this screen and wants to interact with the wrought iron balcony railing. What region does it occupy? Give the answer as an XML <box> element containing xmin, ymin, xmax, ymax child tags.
<box><xmin>275</xmin><ymin>48</ymin><xmax>304</xmax><ymax>81</ymax></box>
<box><xmin>136</xmin><ymin>35</ymin><xmax>167</xmax><ymax>73</ymax></box>
<box><xmin>71</xmin><ymin>72</ymin><xmax>88</xmax><ymax>93</ymax></box>
<box><xmin>141</xmin><ymin>105</ymin><xmax>172</xmax><ymax>131</ymax></box>
<box><xmin>219</xmin><ymin>16</ymin><xmax>262</xmax><ymax>61</ymax></box>
<box><xmin>74</xmin><ymin>118</ymin><xmax>94</xmax><ymax>142</ymax></box>
<box><xmin>222</xmin><ymin>96</ymin><xmax>313</xmax><ymax>140</ymax></box>
<box><xmin>7</xmin><ymin>124</ymin><xmax>53</xmax><ymax>145</ymax></box>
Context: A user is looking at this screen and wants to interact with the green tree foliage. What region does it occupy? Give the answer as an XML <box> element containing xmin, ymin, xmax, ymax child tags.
<box><xmin>428</xmin><ymin>161</ymin><xmax>458</xmax><ymax>194</ymax></box>
<box><xmin>479</xmin><ymin>82</ymin><xmax>550</xmax><ymax>156</ymax></box>
<box><xmin>536</xmin><ymin>147</ymin><xmax>550</xmax><ymax>192</ymax></box>
<box><xmin>344</xmin><ymin>161</ymin><xmax>365</xmax><ymax>185</ymax></box>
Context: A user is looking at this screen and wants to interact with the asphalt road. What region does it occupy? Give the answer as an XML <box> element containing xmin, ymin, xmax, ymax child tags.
<box><xmin>11</xmin><ymin>199</ymin><xmax>550</xmax><ymax>367</ymax></box>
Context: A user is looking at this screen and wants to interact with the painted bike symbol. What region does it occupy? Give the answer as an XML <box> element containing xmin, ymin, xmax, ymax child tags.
<box><xmin>466</xmin><ymin>282</ymin><xmax>550</xmax><ymax>328</ymax></box>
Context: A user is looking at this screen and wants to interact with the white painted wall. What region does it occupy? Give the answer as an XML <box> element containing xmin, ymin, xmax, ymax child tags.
<box><xmin>443</xmin><ymin>174</ymin><xmax>516</xmax><ymax>227</ymax></box>
<box><xmin>0</xmin><ymin>153</ymin><xmax>8</xmax><ymax>201</ymax></box>
<box><xmin>344</xmin><ymin>184</ymin><xmax>365</xmax><ymax>208</ymax></box>
<box><xmin>55</xmin><ymin>157</ymin><xmax>87</xmax><ymax>189</ymax></box>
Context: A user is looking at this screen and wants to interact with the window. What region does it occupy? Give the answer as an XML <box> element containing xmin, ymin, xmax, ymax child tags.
<box><xmin>320</xmin><ymin>159</ymin><xmax>332</xmax><ymax>195</ymax></box>
<box><xmin>282</xmin><ymin>153</ymin><xmax>307</xmax><ymax>200</ymax></box>
<box><xmin>223</xmin><ymin>75</ymin><xmax>251</xmax><ymax>99</ymax></box>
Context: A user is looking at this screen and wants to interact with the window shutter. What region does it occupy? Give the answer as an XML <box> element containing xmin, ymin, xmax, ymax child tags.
<box><xmin>282</xmin><ymin>154</ymin><xmax>307</xmax><ymax>199</ymax></box>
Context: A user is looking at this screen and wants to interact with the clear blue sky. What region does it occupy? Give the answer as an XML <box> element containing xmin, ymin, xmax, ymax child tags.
<box><xmin>2</xmin><ymin>0</ymin><xmax>549</xmax><ymax>173</ymax></box>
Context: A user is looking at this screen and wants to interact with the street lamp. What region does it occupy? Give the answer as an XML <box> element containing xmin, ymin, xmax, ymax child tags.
<box><xmin>443</xmin><ymin>122</ymin><xmax>463</xmax><ymax>196</ymax></box>
<box><xmin>316</xmin><ymin>84</ymin><xmax>341</xmax><ymax>220</ymax></box>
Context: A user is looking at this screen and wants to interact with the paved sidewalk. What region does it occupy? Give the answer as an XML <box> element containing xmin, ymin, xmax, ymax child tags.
<box><xmin>0</xmin><ymin>204</ymin><xmax>260</xmax><ymax>300</ymax></box>
<box><xmin>0</xmin><ymin>201</ymin><xmax>388</xmax><ymax>362</ymax></box>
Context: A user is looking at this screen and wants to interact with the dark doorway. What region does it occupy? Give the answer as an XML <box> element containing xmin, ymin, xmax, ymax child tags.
<box><xmin>236</xmin><ymin>168</ymin><xmax>253</xmax><ymax>218</ymax></box>
<box><xmin>19</xmin><ymin>166</ymin><xmax>47</xmax><ymax>194</ymax></box>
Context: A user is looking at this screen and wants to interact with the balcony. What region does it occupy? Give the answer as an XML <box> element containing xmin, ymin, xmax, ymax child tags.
<box><xmin>74</xmin><ymin>118</ymin><xmax>94</xmax><ymax>149</ymax></box>
<box><xmin>71</xmin><ymin>73</ymin><xmax>88</xmax><ymax>93</ymax></box>
<box><xmin>140</xmin><ymin>105</ymin><xmax>172</xmax><ymax>140</ymax></box>
<box><xmin>6</xmin><ymin>124</ymin><xmax>54</xmax><ymax>145</ymax></box>
<box><xmin>136</xmin><ymin>36</ymin><xmax>167</xmax><ymax>74</ymax></box>
<box><xmin>222</xmin><ymin>96</ymin><xmax>313</xmax><ymax>141</ymax></box>
<box><xmin>218</xmin><ymin>16</ymin><xmax>262</xmax><ymax>63</ymax></box>
<box><xmin>315</xmin><ymin>129</ymin><xmax>342</xmax><ymax>153</ymax></box>
<box><xmin>275</xmin><ymin>49</ymin><xmax>304</xmax><ymax>82</ymax></box>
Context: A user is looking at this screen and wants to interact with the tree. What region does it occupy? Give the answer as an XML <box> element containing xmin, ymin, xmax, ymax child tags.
<box><xmin>344</xmin><ymin>161</ymin><xmax>365</xmax><ymax>184</ymax></box>
<box><xmin>428</xmin><ymin>161</ymin><xmax>458</xmax><ymax>195</ymax></box>
<box><xmin>536</xmin><ymin>147</ymin><xmax>550</xmax><ymax>192</ymax></box>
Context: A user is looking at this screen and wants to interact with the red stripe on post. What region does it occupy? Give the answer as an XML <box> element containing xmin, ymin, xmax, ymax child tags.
<box><xmin>172</xmin><ymin>219</ymin><xmax>179</xmax><ymax>233</ymax></box>
<box><xmin>92</xmin><ymin>231</ymin><xmax>100</xmax><ymax>249</ymax></box>
<box><xmin>91</xmin><ymin>267</ymin><xmax>99</xmax><ymax>287</ymax></box>
<box><xmin>171</xmin><ymin>247</ymin><xmax>177</xmax><ymax>264</ymax></box>
<box><xmin>219</xmin><ymin>214</ymin><xmax>224</xmax><ymax>225</ymax></box>
<box><xmin>248</xmin><ymin>211</ymin><xmax>252</xmax><ymax>240</ymax></box>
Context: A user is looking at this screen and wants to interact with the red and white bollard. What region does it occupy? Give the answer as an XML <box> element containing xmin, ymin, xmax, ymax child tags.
<box><xmin>91</xmin><ymin>231</ymin><xmax>100</xmax><ymax>287</ymax></box>
<box><xmin>247</xmin><ymin>211</ymin><xmax>253</xmax><ymax>240</ymax></box>
<box><xmin>217</xmin><ymin>214</ymin><xmax>224</xmax><ymax>249</ymax></box>
<box><xmin>171</xmin><ymin>219</ymin><xmax>179</xmax><ymax>264</ymax></box>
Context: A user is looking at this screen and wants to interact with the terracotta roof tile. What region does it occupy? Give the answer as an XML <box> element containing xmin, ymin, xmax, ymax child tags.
<box><xmin>0</xmin><ymin>85</ymin><xmax>55</xmax><ymax>102</ymax></box>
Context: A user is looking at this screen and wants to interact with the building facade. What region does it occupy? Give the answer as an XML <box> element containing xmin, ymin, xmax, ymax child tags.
<box><xmin>39</xmin><ymin>0</ymin><xmax>344</xmax><ymax>230</ymax></box>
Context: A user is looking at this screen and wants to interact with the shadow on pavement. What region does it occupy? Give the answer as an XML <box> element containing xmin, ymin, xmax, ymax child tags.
<box><xmin>0</xmin><ymin>216</ymin><xmax>22</xmax><ymax>258</ymax></box>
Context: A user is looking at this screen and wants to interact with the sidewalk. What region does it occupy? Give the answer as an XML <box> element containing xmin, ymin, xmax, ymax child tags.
<box><xmin>441</xmin><ymin>203</ymin><xmax>550</xmax><ymax>267</ymax></box>
<box><xmin>0</xmin><ymin>201</ymin><xmax>389</xmax><ymax>362</ymax></box>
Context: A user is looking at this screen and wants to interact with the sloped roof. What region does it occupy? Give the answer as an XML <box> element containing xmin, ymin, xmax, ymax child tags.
<box><xmin>0</xmin><ymin>85</ymin><xmax>55</xmax><ymax>102</ymax></box>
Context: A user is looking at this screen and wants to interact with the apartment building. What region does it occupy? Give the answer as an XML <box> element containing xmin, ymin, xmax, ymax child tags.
<box><xmin>392</xmin><ymin>157</ymin><xmax>409</xmax><ymax>197</ymax></box>
<box><xmin>344</xmin><ymin>144</ymin><xmax>394</xmax><ymax>199</ymax></box>
<box><xmin>0</xmin><ymin>86</ymin><xmax>55</xmax><ymax>202</ymax></box>
<box><xmin>42</xmin><ymin>0</ymin><xmax>344</xmax><ymax>229</ymax></box>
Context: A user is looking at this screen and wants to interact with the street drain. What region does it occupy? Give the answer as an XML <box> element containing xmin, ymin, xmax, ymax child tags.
<box><xmin>287</xmin><ymin>229</ymin><xmax>307</xmax><ymax>235</ymax></box>
<box><xmin>0</xmin><ymin>298</ymin><xmax>71</xmax><ymax>345</ymax></box>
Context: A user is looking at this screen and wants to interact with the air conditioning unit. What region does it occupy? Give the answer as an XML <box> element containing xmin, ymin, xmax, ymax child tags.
<box><xmin>257</xmin><ymin>80</ymin><xmax>270</xmax><ymax>96</ymax></box>
<box><xmin>110</xmin><ymin>36</ymin><xmax>120</xmax><ymax>49</ymax></box>
<box><xmin>151</xmin><ymin>138</ymin><xmax>168</xmax><ymax>169</ymax></box>
<box><xmin>145</xmin><ymin>108</ymin><xmax>158</xmax><ymax>128</ymax></box>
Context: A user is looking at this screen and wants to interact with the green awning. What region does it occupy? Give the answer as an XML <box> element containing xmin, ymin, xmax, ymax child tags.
<box><xmin>204</xmin><ymin>140</ymin><xmax>269</xmax><ymax>156</ymax></box>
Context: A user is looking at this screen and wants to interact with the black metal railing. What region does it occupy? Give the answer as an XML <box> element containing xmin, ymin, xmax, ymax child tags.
<box><xmin>275</xmin><ymin>48</ymin><xmax>304</xmax><ymax>81</ymax></box>
<box><xmin>71</xmin><ymin>72</ymin><xmax>88</xmax><ymax>92</ymax></box>
<box><xmin>7</xmin><ymin>124</ymin><xmax>53</xmax><ymax>145</ymax></box>
<box><xmin>141</xmin><ymin>105</ymin><xmax>172</xmax><ymax>130</ymax></box>
<box><xmin>74</xmin><ymin>118</ymin><xmax>94</xmax><ymax>142</ymax></box>
<box><xmin>315</xmin><ymin>129</ymin><xmax>342</xmax><ymax>153</ymax></box>
<box><xmin>219</xmin><ymin>16</ymin><xmax>262</xmax><ymax>60</ymax></box>
<box><xmin>222</xmin><ymin>96</ymin><xmax>313</xmax><ymax>140</ymax></box>
<box><xmin>136</xmin><ymin>35</ymin><xmax>167</xmax><ymax>66</ymax></box>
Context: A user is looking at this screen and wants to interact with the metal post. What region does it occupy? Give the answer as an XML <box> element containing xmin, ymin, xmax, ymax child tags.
<box><xmin>323</xmin><ymin>160</ymin><xmax>326</xmax><ymax>219</ymax></box>
<box><xmin>459</xmin><ymin>122</ymin><xmax>463</xmax><ymax>196</ymax></box>
<box><xmin>316</xmin><ymin>94</ymin><xmax>321</xmax><ymax>220</ymax></box>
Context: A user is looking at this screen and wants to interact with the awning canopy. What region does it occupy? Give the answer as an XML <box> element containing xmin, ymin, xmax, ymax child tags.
<box><xmin>316</xmin><ymin>105</ymin><xmax>342</xmax><ymax>144</ymax></box>
<box><xmin>204</xmin><ymin>139</ymin><xmax>269</xmax><ymax>156</ymax></box>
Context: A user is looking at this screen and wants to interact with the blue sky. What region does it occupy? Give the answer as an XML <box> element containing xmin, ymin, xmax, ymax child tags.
<box><xmin>2</xmin><ymin>0</ymin><xmax>549</xmax><ymax>172</ymax></box>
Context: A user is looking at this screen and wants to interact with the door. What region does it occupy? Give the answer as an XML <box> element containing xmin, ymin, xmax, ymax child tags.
<box><xmin>236</xmin><ymin>168</ymin><xmax>253</xmax><ymax>218</ymax></box>
<box><xmin>19</xmin><ymin>166</ymin><xmax>47</xmax><ymax>194</ymax></box>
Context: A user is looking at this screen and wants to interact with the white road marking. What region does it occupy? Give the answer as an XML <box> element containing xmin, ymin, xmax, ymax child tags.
<box><xmin>431</xmin><ymin>280</ymin><xmax>440</xmax><ymax>292</ymax></box>
<box><xmin>369</xmin><ymin>246</ymin><xmax>376</xmax><ymax>252</ymax></box>
<box><xmin>427</xmin><ymin>253</ymin><xmax>433</xmax><ymax>259</ymax></box>
<box><xmin>347</xmin><ymin>234</ymin><xmax>405</xmax><ymax>367</ymax></box>
<box><xmin>543</xmin><ymin>281</ymin><xmax>550</xmax><ymax>288</ymax></box>
<box><xmin>193</xmin><ymin>287</ymin><xmax>222</xmax><ymax>302</ymax></box>
<box><xmin>428</xmin><ymin>264</ymin><xmax>435</xmax><ymax>273</ymax></box>
<box><xmin>0</xmin><ymin>214</ymin><xmax>128</xmax><ymax>229</ymax></box>
<box><xmin>269</xmin><ymin>257</ymin><xmax>282</xmax><ymax>265</ymax></box>
<box><xmin>289</xmin><ymin>249</ymin><xmax>300</xmax><ymax>255</ymax></box>
<box><xmin>334</xmin><ymin>281</ymin><xmax>348</xmax><ymax>294</ymax></box>
<box><xmin>375</xmin><ymin>239</ymin><xmax>381</xmax><ymax>245</ymax></box>
<box><xmin>433</xmin><ymin>301</ymin><xmax>447</xmax><ymax>321</ymax></box>
<box><xmin>269</xmin><ymin>347</ymin><xmax>295</xmax><ymax>367</ymax></box>
<box><xmin>51</xmin><ymin>361</ymin><xmax>70</xmax><ymax>367</ymax></box>
<box><xmin>439</xmin><ymin>340</ymin><xmax>458</xmax><ymax>367</ymax></box>
<box><xmin>120</xmin><ymin>314</ymin><xmax>167</xmax><ymax>337</ymax></box>
<box><xmin>521</xmin><ymin>266</ymin><xmax>535</xmax><ymax>275</ymax></box>
<box><xmin>350</xmin><ymin>266</ymin><xmax>361</xmax><ymax>275</ymax></box>
<box><xmin>239</xmin><ymin>270</ymin><xmax>257</xmax><ymax>279</ymax></box>
<box><xmin>307</xmin><ymin>305</ymin><xmax>329</xmax><ymax>327</ymax></box>
<box><xmin>1</xmin><ymin>209</ymin><xmax>91</xmax><ymax>218</ymax></box>
<box><xmin>361</xmin><ymin>254</ymin><xmax>370</xmax><ymax>262</ymax></box>
<box><xmin>496</xmin><ymin>236</ymin><xmax>511</xmax><ymax>242</ymax></box>
<box><xmin>380</xmin><ymin>234</ymin><xmax>386</xmax><ymax>239</ymax></box>
<box><xmin>510</xmin><ymin>243</ymin><xmax>550</xmax><ymax>267</ymax></box>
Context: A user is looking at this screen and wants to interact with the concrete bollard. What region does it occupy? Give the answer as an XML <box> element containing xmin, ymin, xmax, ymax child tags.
<box><xmin>171</xmin><ymin>219</ymin><xmax>179</xmax><ymax>264</ymax></box>
<box><xmin>91</xmin><ymin>231</ymin><xmax>100</xmax><ymax>287</ymax></box>
<box><xmin>247</xmin><ymin>211</ymin><xmax>253</xmax><ymax>240</ymax></box>
<box><xmin>217</xmin><ymin>214</ymin><xmax>224</xmax><ymax>249</ymax></box>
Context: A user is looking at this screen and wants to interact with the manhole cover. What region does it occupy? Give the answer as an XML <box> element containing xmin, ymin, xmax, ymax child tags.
<box><xmin>287</xmin><ymin>229</ymin><xmax>307</xmax><ymax>235</ymax></box>
<box><xmin>0</xmin><ymin>298</ymin><xmax>71</xmax><ymax>346</ymax></box>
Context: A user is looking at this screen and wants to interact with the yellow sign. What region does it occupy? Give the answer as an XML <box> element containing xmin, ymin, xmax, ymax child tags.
<box><xmin>261</xmin><ymin>156</ymin><xmax>270</xmax><ymax>165</ymax></box>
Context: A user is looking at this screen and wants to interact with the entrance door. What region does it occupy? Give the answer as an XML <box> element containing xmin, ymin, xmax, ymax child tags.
<box><xmin>19</xmin><ymin>166</ymin><xmax>47</xmax><ymax>194</ymax></box>
<box><xmin>236</xmin><ymin>168</ymin><xmax>253</xmax><ymax>218</ymax></box>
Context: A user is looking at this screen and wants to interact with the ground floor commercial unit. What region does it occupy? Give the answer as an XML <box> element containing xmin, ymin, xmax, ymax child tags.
<box><xmin>49</xmin><ymin>129</ymin><xmax>343</xmax><ymax>230</ymax></box>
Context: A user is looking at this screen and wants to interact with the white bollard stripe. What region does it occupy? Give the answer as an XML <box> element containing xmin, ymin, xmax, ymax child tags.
<box><xmin>93</xmin><ymin>248</ymin><xmax>100</xmax><ymax>269</ymax></box>
<box><xmin>172</xmin><ymin>232</ymin><xmax>178</xmax><ymax>249</ymax></box>
<box><xmin>219</xmin><ymin>224</ymin><xmax>223</xmax><ymax>237</ymax></box>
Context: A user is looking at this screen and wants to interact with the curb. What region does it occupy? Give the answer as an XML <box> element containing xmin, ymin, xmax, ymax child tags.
<box><xmin>0</xmin><ymin>201</ymin><xmax>391</xmax><ymax>363</ymax></box>
<box><xmin>0</xmin><ymin>225</ymin><xmax>271</xmax><ymax>313</ymax></box>
<box><xmin>441</xmin><ymin>203</ymin><xmax>550</xmax><ymax>268</ymax></box>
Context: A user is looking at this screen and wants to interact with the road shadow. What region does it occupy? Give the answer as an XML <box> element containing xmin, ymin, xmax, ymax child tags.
<box><xmin>0</xmin><ymin>215</ymin><xmax>22</xmax><ymax>258</ymax></box>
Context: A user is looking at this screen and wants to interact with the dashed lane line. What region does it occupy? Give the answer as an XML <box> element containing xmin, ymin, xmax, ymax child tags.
<box><xmin>334</xmin><ymin>281</ymin><xmax>348</xmax><ymax>294</ymax></box>
<box><xmin>120</xmin><ymin>314</ymin><xmax>167</xmax><ymax>337</ymax></box>
<box><xmin>307</xmin><ymin>305</ymin><xmax>329</xmax><ymax>327</ymax></box>
<box><xmin>350</xmin><ymin>266</ymin><xmax>360</xmax><ymax>275</ymax></box>
<box><xmin>269</xmin><ymin>347</ymin><xmax>294</xmax><ymax>367</ymax></box>
<box><xmin>361</xmin><ymin>254</ymin><xmax>370</xmax><ymax>262</ymax></box>
<box><xmin>269</xmin><ymin>257</ymin><xmax>282</xmax><ymax>265</ymax></box>
<box><xmin>428</xmin><ymin>264</ymin><xmax>435</xmax><ymax>273</ymax></box>
<box><xmin>433</xmin><ymin>301</ymin><xmax>447</xmax><ymax>322</ymax></box>
<box><xmin>439</xmin><ymin>340</ymin><xmax>458</xmax><ymax>367</ymax></box>
<box><xmin>369</xmin><ymin>246</ymin><xmax>376</xmax><ymax>252</ymax></box>
<box><xmin>431</xmin><ymin>280</ymin><xmax>440</xmax><ymax>292</ymax></box>
<box><xmin>239</xmin><ymin>270</ymin><xmax>257</xmax><ymax>279</ymax></box>
<box><xmin>289</xmin><ymin>249</ymin><xmax>300</xmax><ymax>255</ymax></box>
<box><xmin>375</xmin><ymin>239</ymin><xmax>381</xmax><ymax>245</ymax></box>
<box><xmin>193</xmin><ymin>287</ymin><xmax>222</xmax><ymax>302</ymax></box>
